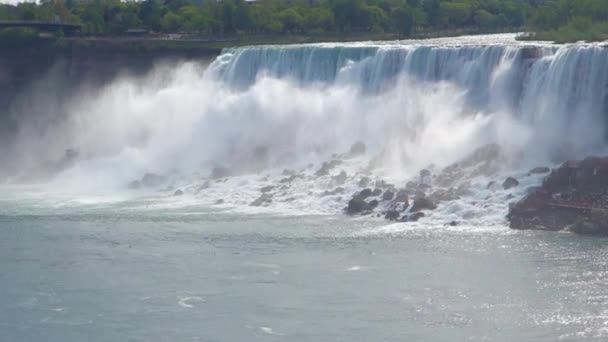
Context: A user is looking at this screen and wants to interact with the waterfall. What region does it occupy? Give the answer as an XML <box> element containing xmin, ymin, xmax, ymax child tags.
<box><xmin>5</xmin><ymin>35</ymin><xmax>608</xmax><ymax>202</ymax></box>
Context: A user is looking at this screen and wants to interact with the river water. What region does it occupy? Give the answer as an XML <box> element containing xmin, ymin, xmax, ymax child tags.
<box><xmin>1</xmin><ymin>192</ymin><xmax>608</xmax><ymax>341</ymax></box>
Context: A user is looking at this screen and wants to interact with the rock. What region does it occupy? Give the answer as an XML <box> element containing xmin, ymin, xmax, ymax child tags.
<box><xmin>448</xmin><ymin>221</ymin><xmax>459</xmax><ymax>226</ymax></box>
<box><xmin>569</xmin><ymin>219</ymin><xmax>608</xmax><ymax>235</ymax></box>
<box><xmin>382</xmin><ymin>190</ymin><xmax>394</xmax><ymax>201</ymax></box>
<box><xmin>368</xmin><ymin>199</ymin><xmax>379</xmax><ymax>209</ymax></box>
<box><xmin>210</xmin><ymin>167</ymin><xmax>231</xmax><ymax>179</ymax></box>
<box><xmin>196</xmin><ymin>181</ymin><xmax>211</xmax><ymax>193</ymax></box>
<box><xmin>250</xmin><ymin>193</ymin><xmax>272</xmax><ymax>207</ymax></box>
<box><xmin>141</xmin><ymin>173</ymin><xmax>166</xmax><ymax>188</ymax></box>
<box><xmin>332</xmin><ymin>170</ymin><xmax>348</xmax><ymax>186</ymax></box>
<box><xmin>215</xmin><ymin>199</ymin><xmax>224</xmax><ymax>205</ymax></box>
<box><xmin>321</xmin><ymin>187</ymin><xmax>345</xmax><ymax>197</ymax></box>
<box><xmin>359</xmin><ymin>177</ymin><xmax>371</xmax><ymax>188</ymax></box>
<box><xmin>487</xmin><ymin>181</ymin><xmax>496</xmax><ymax>189</ymax></box>
<box><xmin>260</xmin><ymin>185</ymin><xmax>275</xmax><ymax>193</ymax></box>
<box><xmin>349</xmin><ymin>141</ymin><xmax>366</xmax><ymax>157</ymax></box>
<box><xmin>529</xmin><ymin>166</ymin><xmax>551</xmax><ymax>175</ymax></box>
<box><xmin>408</xmin><ymin>212</ymin><xmax>426</xmax><ymax>222</ymax></box>
<box><xmin>280</xmin><ymin>174</ymin><xmax>300</xmax><ymax>183</ymax></box>
<box><xmin>346</xmin><ymin>198</ymin><xmax>368</xmax><ymax>215</ymax></box>
<box><xmin>410</xmin><ymin>194</ymin><xmax>438</xmax><ymax>212</ymax></box>
<box><xmin>356</xmin><ymin>188</ymin><xmax>373</xmax><ymax>200</ymax></box>
<box><xmin>385</xmin><ymin>210</ymin><xmax>400</xmax><ymax>221</ymax></box>
<box><xmin>372</xmin><ymin>188</ymin><xmax>382</xmax><ymax>196</ymax></box>
<box><xmin>394</xmin><ymin>190</ymin><xmax>409</xmax><ymax>203</ymax></box>
<box><xmin>502</xmin><ymin>177</ymin><xmax>519</xmax><ymax>190</ymax></box>
<box><xmin>127</xmin><ymin>180</ymin><xmax>142</xmax><ymax>190</ymax></box>
<box><xmin>173</xmin><ymin>189</ymin><xmax>184</xmax><ymax>196</ymax></box>
<box><xmin>315</xmin><ymin>160</ymin><xmax>342</xmax><ymax>177</ymax></box>
<box><xmin>508</xmin><ymin>156</ymin><xmax>608</xmax><ymax>234</ymax></box>
<box><xmin>405</xmin><ymin>181</ymin><xmax>418</xmax><ymax>192</ymax></box>
<box><xmin>428</xmin><ymin>188</ymin><xmax>459</xmax><ymax>203</ymax></box>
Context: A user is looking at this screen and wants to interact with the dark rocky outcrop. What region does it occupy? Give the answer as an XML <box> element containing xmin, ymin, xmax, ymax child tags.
<box><xmin>508</xmin><ymin>157</ymin><xmax>608</xmax><ymax>235</ymax></box>
<box><xmin>173</xmin><ymin>189</ymin><xmax>184</xmax><ymax>196</ymax></box>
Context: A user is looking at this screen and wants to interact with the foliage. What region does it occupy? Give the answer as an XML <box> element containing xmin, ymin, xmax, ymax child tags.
<box><xmin>0</xmin><ymin>0</ymin><xmax>605</xmax><ymax>42</ymax></box>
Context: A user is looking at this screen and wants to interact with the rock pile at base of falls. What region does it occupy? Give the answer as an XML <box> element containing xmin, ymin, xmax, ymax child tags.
<box><xmin>508</xmin><ymin>157</ymin><xmax>608</xmax><ymax>235</ymax></box>
<box><xmin>344</xmin><ymin>143</ymin><xmax>521</xmax><ymax>223</ymax></box>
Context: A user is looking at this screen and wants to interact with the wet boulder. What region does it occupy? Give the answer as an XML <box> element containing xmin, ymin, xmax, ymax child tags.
<box><xmin>382</xmin><ymin>190</ymin><xmax>394</xmax><ymax>201</ymax></box>
<box><xmin>210</xmin><ymin>167</ymin><xmax>231</xmax><ymax>179</ymax></box>
<box><xmin>394</xmin><ymin>189</ymin><xmax>409</xmax><ymax>203</ymax></box>
<box><xmin>384</xmin><ymin>210</ymin><xmax>400</xmax><ymax>221</ymax></box>
<box><xmin>346</xmin><ymin>198</ymin><xmax>373</xmax><ymax>215</ymax></box>
<box><xmin>372</xmin><ymin>188</ymin><xmax>383</xmax><ymax>197</ymax></box>
<box><xmin>357</xmin><ymin>188</ymin><xmax>373</xmax><ymax>200</ymax></box>
<box><xmin>410</xmin><ymin>193</ymin><xmax>438</xmax><ymax>212</ymax></box>
<box><xmin>359</xmin><ymin>177</ymin><xmax>372</xmax><ymax>188</ymax></box>
<box><xmin>332</xmin><ymin>170</ymin><xmax>348</xmax><ymax>186</ymax></box>
<box><xmin>261</xmin><ymin>185</ymin><xmax>275</xmax><ymax>193</ymax></box>
<box><xmin>127</xmin><ymin>180</ymin><xmax>142</xmax><ymax>190</ymax></box>
<box><xmin>408</xmin><ymin>212</ymin><xmax>426</xmax><ymax>222</ymax></box>
<box><xmin>250</xmin><ymin>193</ymin><xmax>273</xmax><ymax>207</ymax></box>
<box><xmin>315</xmin><ymin>160</ymin><xmax>342</xmax><ymax>177</ymax></box>
<box><xmin>349</xmin><ymin>141</ymin><xmax>367</xmax><ymax>157</ymax></box>
<box><xmin>502</xmin><ymin>177</ymin><xmax>519</xmax><ymax>190</ymax></box>
<box><xmin>142</xmin><ymin>173</ymin><xmax>166</xmax><ymax>188</ymax></box>
<box><xmin>529</xmin><ymin>166</ymin><xmax>551</xmax><ymax>175</ymax></box>
<box><xmin>173</xmin><ymin>189</ymin><xmax>184</xmax><ymax>196</ymax></box>
<box><xmin>196</xmin><ymin>181</ymin><xmax>211</xmax><ymax>194</ymax></box>
<box><xmin>321</xmin><ymin>187</ymin><xmax>345</xmax><ymax>197</ymax></box>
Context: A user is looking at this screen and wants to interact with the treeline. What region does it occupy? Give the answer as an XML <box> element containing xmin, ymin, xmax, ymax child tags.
<box><xmin>527</xmin><ymin>0</ymin><xmax>608</xmax><ymax>42</ymax></box>
<box><xmin>0</xmin><ymin>0</ymin><xmax>607</xmax><ymax>42</ymax></box>
<box><xmin>0</xmin><ymin>0</ymin><xmax>528</xmax><ymax>37</ymax></box>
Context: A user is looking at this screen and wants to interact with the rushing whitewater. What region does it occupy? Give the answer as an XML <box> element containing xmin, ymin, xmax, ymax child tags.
<box><xmin>3</xmin><ymin>34</ymin><xmax>608</xmax><ymax>226</ymax></box>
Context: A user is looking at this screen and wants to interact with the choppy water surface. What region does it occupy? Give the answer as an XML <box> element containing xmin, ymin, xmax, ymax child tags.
<box><xmin>1</xmin><ymin>194</ymin><xmax>608</xmax><ymax>342</ymax></box>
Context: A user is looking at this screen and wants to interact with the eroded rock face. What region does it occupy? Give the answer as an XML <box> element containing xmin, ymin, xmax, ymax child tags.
<box><xmin>508</xmin><ymin>157</ymin><xmax>608</xmax><ymax>235</ymax></box>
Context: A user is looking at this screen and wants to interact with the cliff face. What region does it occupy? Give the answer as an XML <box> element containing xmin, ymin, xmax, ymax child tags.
<box><xmin>0</xmin><ymin>40</ymin><xmax>220</xmax><ymax>176</ymax></box>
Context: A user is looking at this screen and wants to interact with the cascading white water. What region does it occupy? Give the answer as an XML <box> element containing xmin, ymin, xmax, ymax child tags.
<box><xmin>5</xmin><ymin>34</ymin><xmax>608</xmax><ymax>221</ymax></box>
